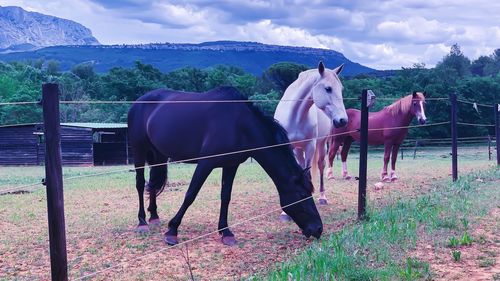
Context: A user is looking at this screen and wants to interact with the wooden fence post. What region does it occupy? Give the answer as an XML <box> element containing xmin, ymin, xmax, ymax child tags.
<box><xmin>358</xmin><ymin>89</ymin><xmax>369</xmax><ymax>220</ymax></box>
<box><xmin>495</xmin><ymin>104</ymin><xmax>499</xmax><ymax>166</ymax></box>
<box><xmin>450</xmin><ymin>93</ymin><xmax>458</xmax><ymax>181</ymax></box>
<box><xmin>488</xmin><ymin>135</ymin><xmax>491</xmax><ymax>161</ymax></box>
<box><xmin>42</xmin><ymin>83</ymin><xmax>68</xmax><ymax>281</ymax></box>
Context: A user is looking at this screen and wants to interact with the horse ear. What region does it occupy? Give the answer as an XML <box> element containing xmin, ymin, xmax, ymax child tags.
<box><xmin>334</xmin><ymin>63</ymin><xmax>344</xmax><ymax>75</ymax></box>
<box><xmin>412</xmin><ymin>91</ymin><xmax>417</xmax><ymax>98</ymax></box>
<box><xmin>318</xmin><ymin>61</ymin><xmax>325</xmax><ymax>76</ymax></box>
<box><xmin>423</xmin><ymin>91</ymin><xmax>427</xmax><ymax>97</ymax></box>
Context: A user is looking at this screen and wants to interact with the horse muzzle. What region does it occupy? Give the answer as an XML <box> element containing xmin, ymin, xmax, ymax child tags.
<box><xmin>333</xmin><ymin>118</ymin><xmax>348</xmax><ymax>128</ymax></box>
<box><xmin>302</xmin><ymin>225</ymin><xmax>323</xmax><ymax>239</ymax></box>
<box><xmin>418</xmin><ymin>118</ymin><xmax>427</xmax><ymax>125</ymax></box>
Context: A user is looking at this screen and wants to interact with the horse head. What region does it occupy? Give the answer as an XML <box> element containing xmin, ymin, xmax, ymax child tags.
<box><xmin>280</xmin><ymin>167</ymin><xmax>323</xmax><ymax>239</ymax></box>
<box><xmin>311</xmin><ymin>61</ymin><xmax>348</xmax><ymax>128</ymax></box>
<box><xmin>412</xmin><ymin>91</ymin><xmax>427</xmax><ymax>125</ymax></box>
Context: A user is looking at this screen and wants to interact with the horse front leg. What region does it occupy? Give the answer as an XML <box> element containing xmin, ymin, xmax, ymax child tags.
<box><xmin>381</xmin><ymin>143</ymin><xmax>392</xmax><ymax>182</ymax></box>
<box><xmin>218</xmin><ymin>165</ymin><xmax>238</xmax><ymax>246</ymax></box>
<box><xmin>165</xmin><ymin>161</ymin><xmax>213</xmax><ymax>245</ymax></box>
<box><xmin>340</xmin><ymin>138</ymin><xmax>353</xmax><ymax>180</ymax></box>
<box><xmin>390</xmin><ymin>143</ymin><xmax>401</xmax><ymax>181</ymax></box>
<box><xmin>326</xmin><ymin>138</ymin><xmax>341</xmax><ymax>180</ymax></box>
<box><xmin>316</xmin><ymin>139</ymin><xmax>328</xmax><ymax>205</ymax></box>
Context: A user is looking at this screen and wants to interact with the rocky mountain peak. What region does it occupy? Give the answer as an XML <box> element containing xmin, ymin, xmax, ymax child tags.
<box><xmin>0</xmin><ymin>6</ymin><xmax>99</xmax><ymax>51</ymax></box>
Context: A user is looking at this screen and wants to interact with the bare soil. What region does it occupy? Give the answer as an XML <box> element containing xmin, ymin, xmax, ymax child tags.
<box><xmin>0</xmin><ymin>154</ymin><xmax>493</xmax><ymax>280</ymax></box>
<box><xmin>413</xmin><ymin>205</ymin><xmax>500</xmax><ymax>281</ymax></box>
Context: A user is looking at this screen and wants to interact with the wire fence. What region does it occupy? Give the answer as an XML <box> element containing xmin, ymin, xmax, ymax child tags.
<box><xmin>0</xmin><ymin>92</ymin><xmax>498</xmax><ymax>280</ymax></box>
<box><xmin>0</xmin><ymin>121</ymin><xmax>456</xmax><ymax>195</ymax></box>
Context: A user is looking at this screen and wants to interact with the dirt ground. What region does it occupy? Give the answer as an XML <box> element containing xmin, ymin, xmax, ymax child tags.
<box><xmin>0</xmin><ymin>150</ymin><xmax>494</xmax><ymax>280</ymax></box>
<box><xmin>413</xmin><ymin>205</ymin><xmax>500</xmax><ymax>281</ymax></box>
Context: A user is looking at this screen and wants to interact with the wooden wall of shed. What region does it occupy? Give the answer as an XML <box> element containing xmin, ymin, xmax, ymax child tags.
<box><xmin>92</xmin><ymin>128</ymin><xmax>130</xmax><ymax>165</ymax></box>
<box><xmin>0</xmin><ymin>126</ymin><xmax>40</xmax><ymax>165</ymax></box>
<box><xmin>0</xmin><ymin>125</ymin><xmax>93</xmax><ymax>166</ymax></box>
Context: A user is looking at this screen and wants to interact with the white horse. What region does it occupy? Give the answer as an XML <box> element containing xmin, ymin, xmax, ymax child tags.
<box><xmin>274</xmin><ymin>62</ymin><xmax>348</xmax><ymax>212</ymax></box>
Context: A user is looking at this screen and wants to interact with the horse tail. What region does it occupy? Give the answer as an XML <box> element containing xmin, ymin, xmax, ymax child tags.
<box><xmin>146</xmin><ymin>151</ymin><xmax>168</xmax><ymax>197</ymax></box>
<box><xmin>310</xmin><ymin>140</ymin><xmax>319</xmax><ymax>193</ymax></box>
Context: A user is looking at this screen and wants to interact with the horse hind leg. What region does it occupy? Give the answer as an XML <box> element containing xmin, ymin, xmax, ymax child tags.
<box><xmin>133</xmin><ymin>149</ymin><xmax>149</xmax><ymax>233</ymax></box>
<box><xmin>146</xmin><ymin>154</ymin><xmax>168</xmax><ymax>229</ymax></box>
<box><xmin>316</xmin><ymin>140</ymin><xmax>328</xmax><ymax>205</ymax></box>
<box><xmin>340</xmin><ymin>138</ymin><xmax>353</xmax><ymax>180</ymax></box>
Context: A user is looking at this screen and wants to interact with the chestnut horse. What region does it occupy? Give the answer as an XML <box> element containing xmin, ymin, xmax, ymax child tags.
<box><xmin>326</xmin><ymin>91</ymin><xmax>427</xmax><ymax>182</ymax></box>
<box><xmin>128</xmin><ymin>86</ymin><xmax>322</xmax><ymax>246</ymax></box>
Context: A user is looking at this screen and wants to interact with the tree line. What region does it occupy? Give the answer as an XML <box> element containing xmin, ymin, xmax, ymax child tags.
<box><xmin>0</xmin><ymin>44</ymin><xmax>498</xmax><ymax>140</ymax></box>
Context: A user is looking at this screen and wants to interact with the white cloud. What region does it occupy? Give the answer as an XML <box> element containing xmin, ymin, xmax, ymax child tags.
<box><xmin>2</xmin><ymin>0</ymin><xmax>500</xmax><ymax>69</ymax></box>
<box><xmin>376</xmin><ymin>17</ymin><xmax>459</xmax><ymax>44</ymax></box>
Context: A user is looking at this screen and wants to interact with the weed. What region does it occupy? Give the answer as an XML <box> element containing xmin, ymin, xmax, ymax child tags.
<box><xmin>460</xmin><ymin>232</ymin><xmax>473</xmax><ymax>246</ymax></box>
<box><xmin>400</xmin><ymin>257</ymin><xmax>431</xmax><ymax>280</ymax></box>
<box><xmin>448</xmin><ymin>236</ymin><xmax>459</xmax><ymax>248</ymax></box>
<box><xmin>452</xmin><ymin>250</ymin><xmax>461</xmax><ymax>262</ymax></box>
<box><xmin>461</xmin><ymin>217</ymin><xmax>469</xmax><ymax>230</ymax></box>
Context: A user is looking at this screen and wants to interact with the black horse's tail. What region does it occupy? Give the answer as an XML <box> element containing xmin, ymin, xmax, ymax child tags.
<box><xmin>145</xmin><ymin>151</ymin><xmax>168</xmax><ymax>197</ymax></box>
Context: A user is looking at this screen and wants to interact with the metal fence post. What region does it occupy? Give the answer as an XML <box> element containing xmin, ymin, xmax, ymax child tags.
<box><xmin>42</xmin><ymin>83</ymin><xmax>68</xmax><ymax>281</ymax></box>
<box><xmin>358</xmin><ymin>89</ymin><xmax>369</xmax><ymax>220</ymax></box>
<box><xmin>495</xmin><ymin>104</ymin><xmax>499</xmax><ymax>166</ymax></box>
<box><xmin>450</xmin><ymin>93</ymin><xmax>458</xmax><ymax>181</ymax></box>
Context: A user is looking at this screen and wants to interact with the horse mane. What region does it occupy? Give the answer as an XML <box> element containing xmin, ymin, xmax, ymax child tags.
<box><xmin>212</xmin><ymin>86</ymin><xmax>301</xmax><ymax>171</ymax></box>
<box><xmin>385</xmin><ymin>93</ymin><xmax>424</xmax><ymax>116</ymax></box>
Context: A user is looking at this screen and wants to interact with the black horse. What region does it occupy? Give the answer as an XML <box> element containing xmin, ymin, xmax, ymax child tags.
<box><xmin>128</xmin><ymin>86</ymin><xmax>322</xmax><ymax>246</ymax></box>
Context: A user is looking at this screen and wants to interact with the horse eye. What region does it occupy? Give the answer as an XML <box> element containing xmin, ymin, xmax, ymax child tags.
<box><xmin>325</xmin><ymin>87</ymin><xmax>332</xmax><ymax>93</ymax></box>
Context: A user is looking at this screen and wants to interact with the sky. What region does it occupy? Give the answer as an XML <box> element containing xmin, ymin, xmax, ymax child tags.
<box><xmin>3</xmin><ymin>0</ymin><xmax>500</xmax><ymax>70</ymax></box>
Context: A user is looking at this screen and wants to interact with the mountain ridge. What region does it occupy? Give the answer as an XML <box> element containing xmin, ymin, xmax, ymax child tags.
<box><xmin>0</xmin><ymin>5</ymin><xmax>99</xmax><ymax>51</ymax></box>
<box><xmin>0</xmin><ymin>41</ymin><xmax>375</xmax><ymax>75</ymax></box>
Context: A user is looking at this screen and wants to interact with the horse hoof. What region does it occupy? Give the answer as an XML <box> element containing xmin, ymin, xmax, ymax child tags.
<box><xmin>318</xmin><ymin>198</ymin><xmax>328</xmax><ymax>205</ymax></box>
<box><xmin>136</xmin><ymin>225</ymin><xmax>149</xmax><ymax>233</ymax></box>
<box><xmin>382</xmin><ymin>177</ymin><xmax>391</xmax><ymax>183</ymax></box>
<box><xmin>221</xmin><ymin>236</ymin><xmax>237</xmax><ymax>246</ymax></box>
<box><xmin>149</xmin><ymin>218</ymin><xmax>161</xmax><ymax>226</ymax></box>
<box><xmin>164</xmin><ymin>234</ymin><xmax>179</xmax><ymax>246</ymax></box>
<box><xmin>391</xmin><ymin>177</ymin><xmax>398</xmax><ymax>182</ymax></box>
<box><xmin>344</xmin><ymin>175</ymin><xmax>352</xmax><ymax>180</ymax></box>
<box><xmin>327</xmin><ymin>175</ymin><xmax>335</xmax><ymax>180</ymax></box>
<box><xmin>279</xmin><ymin>213</ymin><xmax>292</xmax><ymax>222</ymax></box>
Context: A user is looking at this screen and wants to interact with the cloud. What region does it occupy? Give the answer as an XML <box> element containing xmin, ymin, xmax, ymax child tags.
<box><xmin>376</xmin><ymin>17</ymin><xmax>461</xmax><ymax>44</ymax></box>
<box><xmin>2</xmin><ymin>0</ymin><xmax>500</xmax><ymax>69</ymax></box>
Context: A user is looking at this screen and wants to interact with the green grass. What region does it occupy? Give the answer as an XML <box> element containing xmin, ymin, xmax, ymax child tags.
<box><xmin>257</xmin><ymin>167</ymin><xmax>499</xmax><ymax>281</ymax></box>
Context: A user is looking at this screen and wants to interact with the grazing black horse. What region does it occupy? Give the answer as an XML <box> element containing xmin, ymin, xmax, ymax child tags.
<box><xmin>128</xmin><ymin>86</ymin><xmax>323</xmax><ymax>246</ymax></box>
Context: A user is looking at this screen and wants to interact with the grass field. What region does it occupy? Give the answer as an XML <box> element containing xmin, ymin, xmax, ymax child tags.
<box><xmin>0</xmin><ymin>146</ymin><xmax>497</xmax><ymax>280</ymax></box>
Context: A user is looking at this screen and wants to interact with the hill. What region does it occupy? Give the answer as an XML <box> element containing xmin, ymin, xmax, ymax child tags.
<box><xmin>0</xmin><ymin>41</ymin><xmax>375</xmax><ymax>75</ymax></box>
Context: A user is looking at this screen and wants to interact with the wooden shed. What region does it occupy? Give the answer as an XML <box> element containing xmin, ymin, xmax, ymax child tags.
<box><xmin>0</xmin><ymin>123</ymin><xmax>130</xmax><ymax>166</ymax></box>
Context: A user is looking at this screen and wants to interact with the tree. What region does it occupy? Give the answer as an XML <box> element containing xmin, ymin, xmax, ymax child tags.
<box><xmin>263</xmin><ymin>62</ymin><xmax>309</xmax><ymax>93</ymax></box>
<box><xmin>46</xmin><ymin>60</ymin><xmax>61</xmax><ymax>76</ymax></box>
<box><xmin>436</xmin><ymin>44</ymin><xmax>471</xmax><ymax>78</ymax></box>
<box><xmin>164</xmin><ymin>67</ymin><xmax>208</xmax><ymax>92</ymax></box>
